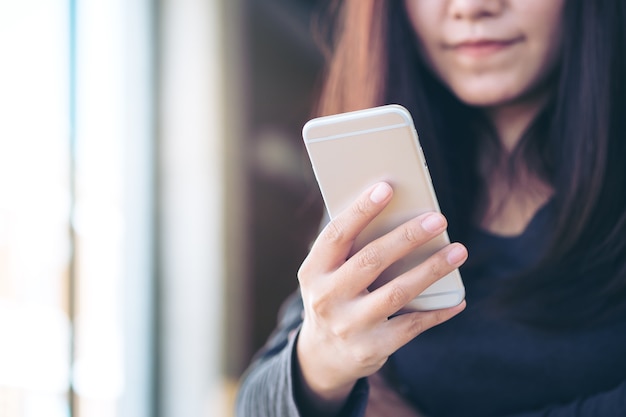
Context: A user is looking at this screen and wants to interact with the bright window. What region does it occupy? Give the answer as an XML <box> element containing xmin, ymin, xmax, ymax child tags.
<box><xmin>0</xmin><ymin>1</ymin><xmax>154</xmax><ymax>416</ymax></box>
<box><xmin>0</xmin><ymin>0</ymin><xmax>71</xmax><ymax>415</ymax></box>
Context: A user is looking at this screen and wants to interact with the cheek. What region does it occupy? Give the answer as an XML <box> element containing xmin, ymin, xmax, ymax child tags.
<box><xmin>516</xmin><ymin>1</ymin><xmax>564</xmax><ymax>81</ymax></box>
<box><xmin>404</xmin><ymin>1</ymin><xmax>443</xmax><ymax>49</ymax></box>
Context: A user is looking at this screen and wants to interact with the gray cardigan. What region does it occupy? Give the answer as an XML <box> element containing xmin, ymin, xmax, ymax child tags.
<box><xmin>235</xmin><ymin>292</ymin><xmax>306</xmax><ymax>417</ymax></box>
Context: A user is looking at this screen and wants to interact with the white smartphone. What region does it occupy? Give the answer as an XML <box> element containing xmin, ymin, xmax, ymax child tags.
<box><xmin>302</xmin><ymin>104</ymin><xmax>465</xmax><ymax>311</ymax></box>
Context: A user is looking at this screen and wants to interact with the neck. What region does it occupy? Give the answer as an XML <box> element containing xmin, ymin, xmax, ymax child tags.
<box><xmin>483</xmin><ymin>89</ymin><xmax>550</xmax><ymax>153</ymax></box>
<box><xmin>477</xmin><ymin>88</ymin><xmax>554</xmax><ymax>236</ymax></box>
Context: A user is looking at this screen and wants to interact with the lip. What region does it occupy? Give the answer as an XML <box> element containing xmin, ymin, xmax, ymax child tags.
<box><xmin>447</xmin><ymin>37</ymin><xmax>523</xmax><ymax>57</ymax></box>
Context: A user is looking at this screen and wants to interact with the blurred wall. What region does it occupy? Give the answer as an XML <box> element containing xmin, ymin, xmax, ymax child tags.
<box><xmin>238</xmin><ymin>0</ymin><xmax>325</xmax><ymax>371</ymax></box>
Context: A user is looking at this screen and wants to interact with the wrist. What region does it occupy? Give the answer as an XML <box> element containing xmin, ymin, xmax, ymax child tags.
<box><xmin>293</xmin><ymin>331</ymin><xmax>356</xmax><ymax>416</ymax></box>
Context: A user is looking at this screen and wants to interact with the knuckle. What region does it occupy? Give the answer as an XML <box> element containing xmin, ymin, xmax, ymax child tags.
<box><xmin>434</xmin><ymin>307</ymin><xmax>453</xmax><ymax>324</ymax></box>
<box><xmin>386</xmin><ymin>284</ymin><xmax>409</xmax><ymax>310</ymax></box>
<box><xmin>330</xmin><ymin>321</ymin><xmax>352</xmax><ymax>340</ymax></box>
<box><xmin>310</xmin><ymin>296</ymin><xmax>331</xmax><ymax>319</ymax></box>
<box><xmin>351</xmin><ymin>345</ymin><xmax>378</xmax><ymax>367</ymax></box>
<box><xmin>428</xmin><ymin>258</ymin><xmax>444</xmax><ymax>279</ymax></box>
<box><xmin>322</xmin><ymin>220</ymin><xmax>344</xmax><ymax>244</ymax></box>
<box><xmin>297</xmin><ymin>261</ymin><xmax>311</xmax><ymax>285</ymax></box>
<box><xmin>402</xmin><ymin>224</ymin><xmax>421</xmax><ymax>244</ymax></box>
<box><xmin>357</xmin><ymin>246</ymin><xmax>383</xmax><ymax>271</ymax></box>
<box><xmin>406</xmin><ymin>314</ymin><xmax>425</xmax><ymax>337</ymax></box>
<box><xmin>351</xmin><ymin>198</ymin><xmax>370</xmax><ymax>218</ymax></box>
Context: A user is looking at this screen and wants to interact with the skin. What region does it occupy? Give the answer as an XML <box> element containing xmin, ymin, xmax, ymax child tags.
<box><xmin>405</xmin><ymin>0</ymin><xmax>564</xmax><ymax>235</ymax></box>
<box><xmin>404</xmin><ymin>0</ymin><xmax>564</xmax><ymax>136</ymax></box>
<box><xmin>295</xmin><ymin>1</ymin><xmax>565</xmax><ymax>415</ymax></box>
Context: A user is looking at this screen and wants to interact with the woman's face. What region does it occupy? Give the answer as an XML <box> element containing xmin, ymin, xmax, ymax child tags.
<box><xmin>404</xmin><ymin>0</ymin><xmax>565</xmax><ymax>108</ymax></box>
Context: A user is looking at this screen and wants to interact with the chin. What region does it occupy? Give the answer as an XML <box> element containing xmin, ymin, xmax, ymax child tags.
<box><xmin>444</xmin><ymin>72</ymin><xmax>543</xmax><ymax>109</ymax></box>
<box><xmin>457</xmin><ymin>93</ymin><xmax>518</xmax><ymax>108</ymax></box>
<box><xmin>451</xmin><ymin>84</ymin><xmax>523</xmax><ymax>108</ymax></box>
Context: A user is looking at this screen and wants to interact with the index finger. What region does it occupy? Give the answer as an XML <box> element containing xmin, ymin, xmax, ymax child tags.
<box><xmin>305</xmin><ymin>182</ymin><xmax>393</xmax><ymax>275</ymax></box>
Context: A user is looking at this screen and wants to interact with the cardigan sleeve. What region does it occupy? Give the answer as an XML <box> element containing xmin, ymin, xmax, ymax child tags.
<box><xmin>235</xmin><ymin>291</ymin><xmax>304</xmax><ymax>417</ymax></box>
<box><xmin>235</xmin><ymin>291</ymin><xmax>370</xmax><ymax>417</ymax></box>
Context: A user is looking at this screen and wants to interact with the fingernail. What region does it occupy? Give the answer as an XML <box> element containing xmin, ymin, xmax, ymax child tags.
<box><xmin>447</xmin><ymin>245</ymin><xmax>467</xmax><ymax>265</ymax></box>
<box><xmin>421</xmin><ymin>213</ymin><xmax>445</xmax><ymax>232</ymax></box>
<box><xmin>370</xmin><ymin>183</ymin><xmax>392</xmax><ymax>203</ymax></box>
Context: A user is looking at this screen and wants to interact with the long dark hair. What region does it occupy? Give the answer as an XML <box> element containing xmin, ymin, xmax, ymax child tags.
<box><xmin>315</xmin><ymin>0</ymin><xmax>626</xmax><ymax>326</ymax></box>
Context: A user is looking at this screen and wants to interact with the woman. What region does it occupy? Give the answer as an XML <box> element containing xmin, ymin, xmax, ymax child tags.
<box><xmin>236</xmin><ymin>1</ymin><xmax>626</xmax><ymax>416</ymax></box>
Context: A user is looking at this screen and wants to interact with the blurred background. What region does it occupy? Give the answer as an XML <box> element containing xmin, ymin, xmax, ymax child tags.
<box><xmin>0</xmin><ymin>0</ymin><xmax>325</xmax><ymax>416</ymax></box>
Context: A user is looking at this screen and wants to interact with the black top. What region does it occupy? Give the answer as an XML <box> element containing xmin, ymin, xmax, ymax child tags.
<box><xmin>388</xmin><ymin>202</ymin><xmax>626</xmax><ymax>416</ymax></box>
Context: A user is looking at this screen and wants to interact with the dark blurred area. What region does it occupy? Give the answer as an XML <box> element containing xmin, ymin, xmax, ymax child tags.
<box><xmin>240</xmin><ymin>0</ymin><xmax>326</xmax><ymax>370</ymax></box>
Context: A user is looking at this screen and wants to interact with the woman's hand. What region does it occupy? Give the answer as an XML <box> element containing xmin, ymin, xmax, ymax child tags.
<box><xmin>295</xmin><ymin>182</ymin><xmax>467</xmax><ymax>414</ymax></box>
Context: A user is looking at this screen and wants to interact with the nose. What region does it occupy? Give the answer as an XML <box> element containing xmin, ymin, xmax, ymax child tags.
<box><xmin>448</xmin><ymin>0</ymin><xmax>504</xmax><ymax>21</ymax></box>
